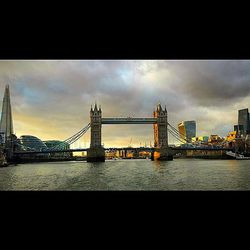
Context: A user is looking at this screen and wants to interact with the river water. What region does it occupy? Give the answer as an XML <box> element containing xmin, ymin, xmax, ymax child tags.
<box><xmin>0</xmin><ymin>159</ymin><xmax>249</xmax><ymax>190</ymax></box>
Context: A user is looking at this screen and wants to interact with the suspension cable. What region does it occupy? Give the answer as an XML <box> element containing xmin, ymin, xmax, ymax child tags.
<box><xmin>168</xmin><ymin>126</ymin><xmax>188</xmax><ymax>143</ymax></box>
<box><xmin>48</xmin><ymin>123</ymin><xmax>90</xmax><ymax>150</ymax></box>
<box><xmin>16</xmin><ymin>123</ymin><xmax>91</xmax><ymax>152</ymax></box>
<box><xmin>168</xmin><ymin>122</ymin><xmax>187</xmax><ymax>139</ymax></box>
<box><xmin>168</xmin><ymin>129</ymin><xmax>187</xmax><ymax>144</ymax></box>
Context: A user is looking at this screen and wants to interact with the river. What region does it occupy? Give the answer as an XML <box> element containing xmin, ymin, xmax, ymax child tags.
<box><xmin>0</xmin><ymin>159</ymin><xmax>249</xmax><ymax>190</ymax></box>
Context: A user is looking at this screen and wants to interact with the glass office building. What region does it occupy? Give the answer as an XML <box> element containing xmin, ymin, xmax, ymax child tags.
<box><xmin>238</xmin><ymin>108</ymin><xmax>250</xmax><ymax>136</ymax></box>
<box><xmin>178</xmin><ymin>121</ymin><xmax>196</xmax><ymax>143</ymax></box>
<box><xmin>18</xmin><ymin>135</ymin><xmax>48</xmax><ymax>151</ymax></box>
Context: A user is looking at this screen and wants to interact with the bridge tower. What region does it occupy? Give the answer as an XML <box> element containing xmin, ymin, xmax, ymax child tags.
<box><xmin>87</xmin><ymin>103</ymin><xmax>105</xmax><ymax>162</ymax></box>
<box><xmin>153</xmin><ymin>103</ymin><xmax>168</xmax><ymax>148</ymax></box>
<box><xmin>152</xmin><ymin>103</ymin><xmax>173</xmax><ymax>160</ymax></box>
<box><xmin>90</xmin><ymin>103</ymin><xmax>102</xmax><ymax>147</ymax></box>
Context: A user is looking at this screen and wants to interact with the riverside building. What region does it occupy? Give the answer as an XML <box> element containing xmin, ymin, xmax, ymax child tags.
<box><xmin>178</xmin><ymin>121</ymin><xmax>196</xmax><ymax>143</ymax></box>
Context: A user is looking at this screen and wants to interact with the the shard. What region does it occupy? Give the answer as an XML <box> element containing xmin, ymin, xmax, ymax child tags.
<box><xmin>0</xmin><ymin>85</ymin><xmax>14</xmax><ymax>139</ymax></box>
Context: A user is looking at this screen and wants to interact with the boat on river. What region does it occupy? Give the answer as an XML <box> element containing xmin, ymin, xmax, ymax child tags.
<box><xmin>236</xmin><ymin>154</ymin><xmax>250</xmax><ymax>160</ymax></box>
<box><xmin>226</xmin><ymin>151</ymin><xmax>250</xmax><ymax>160</ymax></box>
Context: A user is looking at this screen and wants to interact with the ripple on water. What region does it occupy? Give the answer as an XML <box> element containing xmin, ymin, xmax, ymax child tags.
<box><xmin>0</xmin><ymin>159</ymin><xmax>250</xmax><ymax>190</ymax></box>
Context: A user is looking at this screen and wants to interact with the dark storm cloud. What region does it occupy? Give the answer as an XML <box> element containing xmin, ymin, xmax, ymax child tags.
<box><xmin>159</xmin><ymin>60</ymin><xmax>250</xmax><ymax>107</ymax></box>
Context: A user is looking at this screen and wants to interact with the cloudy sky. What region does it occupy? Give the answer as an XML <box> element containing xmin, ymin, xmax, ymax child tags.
<box><xmin>0</xmin><ymin>60</ymin><xmax>249</xmax><ymax>147</ymax></box>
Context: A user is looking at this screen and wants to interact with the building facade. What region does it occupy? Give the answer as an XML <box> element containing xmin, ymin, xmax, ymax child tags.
<box><xmin>238</xmin><ymin>108</ymin><xmax>250</xmax><ymax>136</ymax></box>
<box><xmin>234</xmin><ymin>124</ymin><xmax>244</xmax><ymax>137</ymax></box>
<box><xmin>178</xmin><ymin>121</ymin><xmax>196</xmax><ymax>143</ymax></box>
<box><xmin>18</xmin><ymin>135</ymin><xmax>48</xmax><ymax>151</ymax></box>
<box><xmin>192</xmin><ymin>136</ymin><xmax>209</xmax><ymax>144</ymax></box>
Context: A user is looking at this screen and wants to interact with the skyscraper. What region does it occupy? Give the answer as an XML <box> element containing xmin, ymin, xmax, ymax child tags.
<box><xmin>178</xmin><ymin>121</ymin><xmax>196</xmax><ymax>143</ymax></box>
<box><xmin>238</xmin><ymin>108</ymin><xmax>250</xmax><ymax>135</ymax></box>
<box><xmin>0</xmin><ymin>85</ymin><xmax>14</xmax><ymax>140</ymax></box>
<box><xmin>234</xmin><ymin>124</ymin><xmax>244</xmax><ymax>136</ymax></box>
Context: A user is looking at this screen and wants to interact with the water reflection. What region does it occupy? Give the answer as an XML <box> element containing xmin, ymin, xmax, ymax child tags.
<box><xmin>1</xmin><ymin>159</ymin><xmax>250</xmax><ymax>190</ymax></box>
<box><xmin>152</xmin><ymin>160</ymin><xmax>170</xmax><ymax>173</ymax></box>
<box><xmin>89</xmin><ymin>162</ymin><xmax>105</xmax><ymax>168</ymax></box>
<box><xmin>153</xmin><ymin>160</ymin><xmax>162</xmax><ymax>170</ymax></box>
<box><xmin>227</xmin><ymin>160</ymin><xmax>238</xmax><ymax>171</ymax></box>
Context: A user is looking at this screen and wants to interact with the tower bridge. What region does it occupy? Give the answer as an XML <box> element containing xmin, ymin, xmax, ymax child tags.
<box><xmin>1</xmin><ymin>84</ymin><xmax>228</xmax><ymax>164</ymax></box>
<box><xmin>0</xmin><ymin>84</ymin><xmax>173</xmax><ymax>162</ymax></box>
<box><xmin>87</xmin><ymin>103</ymin><xmax>172</xmax><ymax>162</ymax></box>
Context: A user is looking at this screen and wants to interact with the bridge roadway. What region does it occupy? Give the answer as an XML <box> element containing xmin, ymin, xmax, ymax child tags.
<box><xmin>101</xmin><ymin>118</ymin><xmax>157</xmax><ymax>124</ymax></box>
<box><xmin>13</xmin><ymin>147</ymin><xmax>230</xmax><ymax>155</ymax></box>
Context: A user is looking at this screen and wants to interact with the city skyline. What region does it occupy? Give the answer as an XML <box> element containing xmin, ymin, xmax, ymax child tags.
<box><xmin>0</xmin><ymin>60</ymin><xmax>250</xmax><ymax>147</ymax></box>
